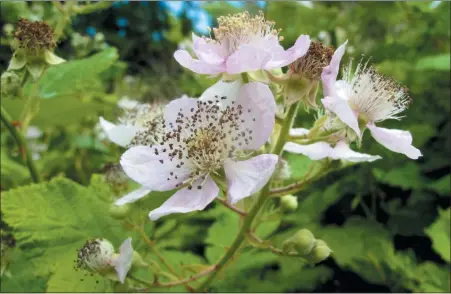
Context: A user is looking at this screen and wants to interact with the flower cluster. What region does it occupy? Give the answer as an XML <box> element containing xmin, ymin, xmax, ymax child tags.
<box><xmin>101</xmin><ymin>11</ymin><xmax>421</xmax><ymax>225</ymax></box>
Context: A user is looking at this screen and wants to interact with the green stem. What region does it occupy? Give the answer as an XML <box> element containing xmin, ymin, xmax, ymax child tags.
<box><xmin>1</xmin><ymin>106</ymin><xmax>41</xmax><ymax>183</ymax></box>
<box><xmin>271</xmin><ymin>102</ymin><xmax>300</xmax><ymax>154</ymax></box>
<box><xmin>196</xmin><ymin>101</ymin><xmax>301</xmax><ymax>292</ymax></box>
<box><xmin>241</xmin><ymin>73</ymin><xmax>249</xmax><ymax>83</ymax></box>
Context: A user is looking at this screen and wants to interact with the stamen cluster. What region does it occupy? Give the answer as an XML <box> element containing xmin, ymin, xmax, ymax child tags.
<box><xmin>13</xmin><ymin>18</ymin><xmax>56</xmax><ymax>54</ymax></box>
<box><xmin>157</xmin><ymin>96</ymin><xmax>256</xmax><ymax>190</ymax></box>
<box><xmin>344</xmin><ymin>60</ymin><xmax>411</xmax><ymax>122</ymax></box>
<box><xmin>211</xmin><ymin>11</ymin><xmax>281</xmax><ymax>54</ymax></box>
<box><xmin>290</xmin><ymin>41</ymin><xmax>334</xmax><ymax>80</ymax></box>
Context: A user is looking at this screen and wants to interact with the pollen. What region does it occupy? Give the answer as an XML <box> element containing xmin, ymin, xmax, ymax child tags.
<box><xmin>290</xmin><ymin>41</ymin><xmax>334</xmax><ymax>80</ymax></box>
<box><xmin>209</xmin><ymin>11</ymin><xmax>281</xmax><ymax>54</ymax></box>
<box><xmin>344</xmin><ymin>59</ymin><xmax>411</xmax><ymax>122</ymax></box>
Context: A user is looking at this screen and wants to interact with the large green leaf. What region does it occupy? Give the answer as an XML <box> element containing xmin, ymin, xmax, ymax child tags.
<box><xmin>425</xmin><ymin>208</ymin><xmax>451</xmax><ymax>263</ymax></box>
<box><xmin>24</xmin><ymin>48</ymin><xmax>119</xmax><ymax>99</ymax></box>
<box><xmin>0</xmin><ymin>176</ymin><xmax>136</xmax><ymax>291</ymax></box>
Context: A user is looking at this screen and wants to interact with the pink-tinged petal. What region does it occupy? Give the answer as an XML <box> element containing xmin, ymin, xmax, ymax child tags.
<box><xmin>234</xmin><ymin>82</ymin><xmax>276</xmax><ymax>149</ymax></box>
<box><xmin>163</xmin><ymin>96</ymin><xmax>199</xmax><ymax>130</ymax></box>
<box><xmin>367</xmin><ymin>124</ymin><xmax>422</xmax><ymax>159</ymax></box>
<box><xmin>114</xmin><ymin>186</ymin><xmax>152</xmax><ymax>206</ymax></box>
<box><xmin>321</xmin><ymin>40</ymin><xmax>348</xmax><ymax>97</ymax></box>
<box><xmin>192</xmin><ymin>33</ymin><xmax>225</xmax><ymax>64</ymax></box>
<box><xmin>99</xmin><ymin>117</ymin><xmax>140</xmax><ymax>147</ymax></box>
<box><xmin>148</xmin><ymin>176</ymin><xmax>219</xmax><ymax>220</ymax></box>
<box><xmin>226</xmin><ymin>44</ymin><xmax>272</xmax><ymax>74</ymax></box>
<box><xmin>121</xmin><ymin>146</ymin><xmax>191</xmax><ymax>191</ymax></box>
<box><xmin>289</xmin><ymin>128</ymin><xmax>310</xmax><ymax>137</ymax></box>
<box><xmin>198</xmin><ymin>79</ymin><xmax>242</xmax><ymax>109</ymax></box>
<box><xmin>334</xmin><ymin>80</ymin><xmax>352</xmax><ymax>101</ymax></box>
<box><xmin>174</xmin><ymin>50</ymin><xmax>225</xmax><ymax>74</ymax></box>
<box><xmin>321</xmin><ymin>96</ymin><xmax>360</xmax><ymax>137</ymax></box>
<box><xmin>264</xmin><ymin>34</ymin><xmax>311</xmax><ymax>70</ymax></box>
<box><xmin>331</xmin><ymin>141</ymin><xmax>381</xmax><ymax>162</ymax></box>
<box><xmin>224</xmin><ymin>154</ymin><xmax>278</xmax><ymax>204</ymax></box>
<box><xmin>112</xmin><ymin>238</ymin><xmax>133</xmax><ymax>284</ymax></box>
<box><xmin>284</xmin><ymin>142</ymin><xmax>332</xmax><ymax>160</ymax></box>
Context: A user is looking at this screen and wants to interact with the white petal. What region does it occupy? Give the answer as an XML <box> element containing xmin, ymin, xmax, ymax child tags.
<box><xmin>114</xmin><ymin>186</ymin><xmax>152</xmax><ymax>206</ymax></box>
<box><xmin>321</xmin><ymin>40</ymin><xmax>348</xmax><ymax>97</ymax></box>
<box><xmin>226</xmin><ymin>44</ymin><xmax>272</xmax><ymax>74</ymax></box>
<box><xmin>163</xmin><ymin>96</ymin><xmax>199</xmax><ymax>130</ymax></box>
<box><xmin>120</xmin><ymin>146</ymin><xmax>191</xmax><ymax>191</ymax></box>
<box><xmin>321</xmin><ymin>96</ymin><xmax>360</xmax><ymax>137</ymax></box>
<box><xmin>284</xmin><ymin>142</ymin><xmax>332</xmax><ymax>160</ymax></box>
<box><xmin>233</xmin><ymin>82</ymin><xmax>276</xmax><ymax>149</ymax></box>
<box><xmin>148</xmin><ymin>176</ymin><xmax>219</xmax><ymax>220</ymax></box>
<box><xmin>224</xmin><ymin>154</ymin><xmax>279</xmax><ymax>204</ymax></box>
<box><xmin>192</xmin><ymin>33</ymin><xmax>226</xmax><ymax>64</ymax></box>
<box><xmin>289</xmin><ymin>128</ymin><xmax>310</xmax><ymax>137</ymax></box>
<box><xmin>112</xmin><ymin>238</ymin><xmax>133</xmax><ymax>284</ymax></box>
<box><xmin>367</xmin><ymin>124</ymin><xmax>422</xmax><ymax>159</ymax></box>
<box><xmin>174</xmin><ymin>50</ymin><xmax>225</xmax><ymax>74</ymax></box>
<box><xmin>331</xmin><ymin>141</ymin><xmax>381</xmax><ymax>162</ymax></box>
<box><xmin>264</xmin><ymin>35</ymin><xmax>311</xmax><ymax>69</ymax></box>
<box><xmin>99</xmin><ymin>117</ymin><xmax>140</xmax><ymax>147</ymax></box>
<box><xmin>117</xmin><ymin>97</ymin><xmax>139</xmax><ymax>110</ymax></box>
<box><xmin>198</xmin><ymin>79</ymin><xmax>242</xmax><ymax>109</ymax></box>
<box><xmin>26</xmin><ymin>126</ymin><xmax>42</xmax><ymax>139</ymax></box>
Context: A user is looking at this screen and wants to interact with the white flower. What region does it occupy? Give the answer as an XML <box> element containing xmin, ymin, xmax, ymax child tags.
<box><xmin>99</xmin><ymin>101</ymin><xmax>165</xmax><ymax>148</ymax></box>
<box><xmin>99</xmin><ymin>101</ymin><xmax>167</xmax><ymax>206</ymax></box>
<box><xmin>284</xmin><ymin>128</ymin><xmax>381</xmax><ymax>162</ymax></box>
<box><xmin>24</xmin><ymin>126</ymin><xmax>47</xmax><ymax>160</ymax></box>
<box><xmin>76</xmin><ymin>238</ymin><xmax>133</xmax><ymax>284</ymax></box>
<box><xmin>120</xmin><ymin>80</ymin><xmax>279</xmax><ymax>220</ymax></box>
<box><xmin>320</xmin><ymin>41</ymin><xmax>422</xmax><ymax>159</ymax></box>
<box><xmin>174</xmin><ymin>11</ymin><xmax>310</xmax><ymax>75</ymax></box>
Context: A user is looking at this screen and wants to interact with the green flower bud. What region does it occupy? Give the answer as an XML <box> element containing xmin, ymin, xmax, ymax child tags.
<box><xmin>131</xmin><ymin>250</ymin><xmax>148</xmax><ymax>268</ymax></box>
<box><xmin>307</xmin><ymin>239</ymin><xmax>332</xmax><ymax>264</ymax></box>
<box><xmin>282</xmin><ymin>229</ymin><xmax>316</xmax><ymax>256</ymax></box>
<box><xmin>3</xmin><ymin>24</ymin><xmax>14</xmax><ymax>37</ymax></box>
<box><xmin>1</xmin><ymin>71</ymin><xmax>21</xmax><ymax>97</ymax></box>
<box><xmin>109</xmin><ymin>203</ymin><xmax>131</xmax><ymax>219</ymax></box>
<box><xmin>280</xmin><ymin>195</ymin><xmax>298</xmax><ymax>212</ymax></box>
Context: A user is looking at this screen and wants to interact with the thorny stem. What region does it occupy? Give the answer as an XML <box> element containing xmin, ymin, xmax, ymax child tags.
<box><xmin>0</xmin><ymin>106</ymin><xmax>41</xmax><ymax>183</ymax></box>
<box><xmin>195</xmin><ymin>102</ymin><xmax>301</xmax><ymax>292</ymax></box>
<box><xmin>138</xmin><ymin>226</ymin><xmax>195</xmax><ymax>292</ymax></box>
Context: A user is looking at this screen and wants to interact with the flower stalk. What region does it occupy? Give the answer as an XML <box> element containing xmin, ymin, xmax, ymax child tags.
<box><xmin>0</xmin><ymin>106</ymin><xmax>41</xmax><ymax>183</ymax></box>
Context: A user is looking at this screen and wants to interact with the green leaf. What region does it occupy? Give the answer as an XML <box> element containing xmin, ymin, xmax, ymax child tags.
<box><xmin>25</xmin><ymin>48</ymin><xmax>119</xmax><ymax>99</ymax></box>
<box><xmin>205</xmin><ymin>208</ymin><xmax>240</xmax><ymax>263</ymax></box>
<box><xmin>0</xmin><ymin>150</ymin><xmax>30</xmax><ymax>190</ymax></box>
<box><xmin>373</xmin><ymin>162</ymin><xmax>424</xmax><ymax>190</ymax></box>
<box><xmin>425</xmin><ymin>208</ymin><xmax>451</xmax><ymax>263</ymax></box>
<box><xmin>415</xmin><ymin>54</ymin><xmax>451</xmax><ymax>71</ymax></box>
<box><xmin>414</xmin><ymin>262</ymin><xmax>451</xmax><ymax>292</ymax></box>
<box><xmin>428</xmin><ymin>175</ymin><xmax>451</xmax><ymax>196</ymax></box>
<box><xmin>0</xmin><ymin>177</ymin><xmax>136</xmax><ymax>292</ymax></box>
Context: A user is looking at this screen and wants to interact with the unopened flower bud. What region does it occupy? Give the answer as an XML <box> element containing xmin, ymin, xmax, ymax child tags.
<box><xmin>280</xmin><ymin>195</ymin><xmax>298</xmax><ymax>212</ymax></box>
<box><xmin>306</xmin><ymin>239</ymin><xmax>332</xmax><ymax>264</ymax></box>
<box><xmin>76</xmin><ymin>238</ymin><xmax>115</xmax><ymax>274</ymax></box>
<box><xmin>1</xmin><ymin>71</ymin><xmax>21</xmax><ymax>97</ymax></box>
<box><xmin>109</xmin><ymin>203</ymin><xmax>131</xmax><ymax>219</ymax></box>
<box><xmin>3</xmin><ymin>24</ymin><xmax>14</xmax><ymax>37</ymax></box>
<box><xmin>282</xmin><ymin>229</ymin><xmax>316</xmax><ymax>256</ymax></box>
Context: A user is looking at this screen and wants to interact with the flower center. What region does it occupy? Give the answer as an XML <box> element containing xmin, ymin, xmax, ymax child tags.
<box><xmin>123</xmin><ymin>103</ymin><xmax>166</xmax><ymax>146</ymax></box>
<box><xmin>159</xmin><ymin>97</ymin><xmax>256</xmax><ymax>188</ymax></box>
<box><xmin>211</xmin><ymin>11</ymin><xmax>280</xmax><ymax>54</ymax></box>
<box><xmin>344</xmin><ymin>60</ymin><xmax>411</xmax><ymax>122</ymax></box>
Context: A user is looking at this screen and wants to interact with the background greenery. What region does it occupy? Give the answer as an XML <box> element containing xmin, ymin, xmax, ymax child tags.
<box><xmin>1</xmin><ymin>1</ymin><xmax>449</xmax><ymax>292</ymax></box>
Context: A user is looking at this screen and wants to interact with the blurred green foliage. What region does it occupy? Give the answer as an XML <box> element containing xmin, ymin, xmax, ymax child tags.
<box><xmin>1</xmin><ymin>1</ymin><xmax>450</xmax><ymax>292</ymax></box>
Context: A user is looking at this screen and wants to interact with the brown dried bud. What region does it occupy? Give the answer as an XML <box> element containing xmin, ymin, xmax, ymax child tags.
<box><xmin>13</xmin><ymin>18</ymin><xmax>56</xmax><ymax>54</ymax></box>
<box><xmin>289</xmin><ymin>41</ymin><xmax>334</xmax><ymax>81</ymax></box>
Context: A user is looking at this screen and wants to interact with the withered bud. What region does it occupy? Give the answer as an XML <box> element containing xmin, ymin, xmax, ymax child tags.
<box><xmin>13</xmin><ymin>18</ymin><xmax>56</xmax><ymax>54</ymax></box>
<box><xmin>104</xmin><ymin>163</ymin><xmax>129</xmax><ymax>194</ymax></box>
<box><xmin>289</xmin><ymin>41</ymin><xmax>334</xmax><ymax>81</ymax></box>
